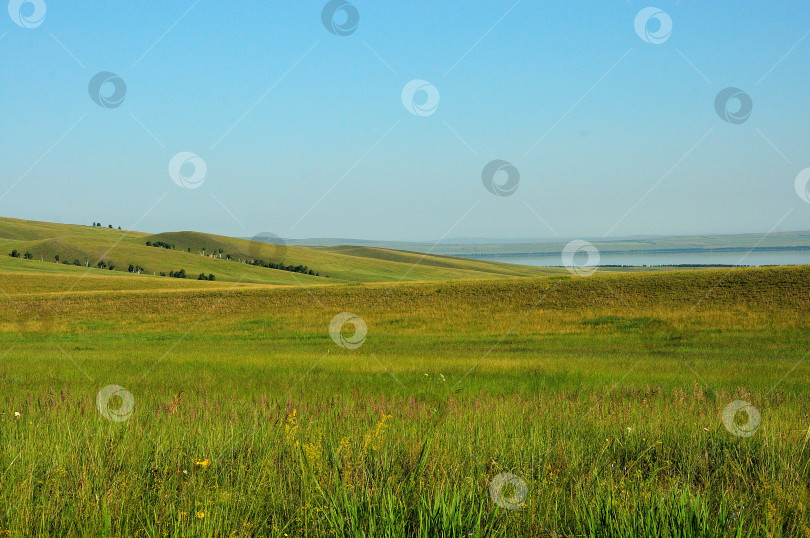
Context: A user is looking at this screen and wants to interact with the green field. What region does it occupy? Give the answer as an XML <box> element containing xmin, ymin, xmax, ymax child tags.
<box><xmin>1</xmin><ymin>218</ymin><xmax>809</xmax><ymax>536</ymax></box>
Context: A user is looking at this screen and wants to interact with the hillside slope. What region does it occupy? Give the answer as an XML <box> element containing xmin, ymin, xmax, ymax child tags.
<box><xmin>0</xmin><ymin>216</ymin><xmax>553</xmax><ymax>286</ymax></box>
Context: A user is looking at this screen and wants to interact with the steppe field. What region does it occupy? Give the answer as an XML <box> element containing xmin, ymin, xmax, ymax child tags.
<box><xmin>0</xmin><ymin>218</ymin><xmax>809</xmax><ymax>537</ymax></box>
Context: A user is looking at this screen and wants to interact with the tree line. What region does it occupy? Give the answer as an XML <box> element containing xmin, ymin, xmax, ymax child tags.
<box><xmin>145</xmin><ymin>241</ymin><xmax>174</xmax><ymax>250</ymax></box>
<box><xmin>143</xmin><ymin>241</ymin><xmax>323</xmax><ymax>277</ymax></box>
<box><xmin>9</xmin><ymin>236</ymin><xmax>325</xmax><ymax>280</ymax></box>
<box><xmin>9</xmin><ymin>249</ymin><xmax>218</xmax><ymax>281</ymax></box>
<box><xmin>248</xmin><ymin>258</ymin><xmax>319</xmax><ymax>276</ymax></box>
<box><xmin>9</xmin><ymin>250</ymin><xmax>98</xmax><ymax>268</ymax></box>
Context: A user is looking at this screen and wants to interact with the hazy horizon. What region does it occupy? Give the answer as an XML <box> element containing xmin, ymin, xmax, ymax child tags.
<box><xmin>7</xmin><ymin>213</ymin><xmax>810</xmax><ymax>246</ymax></box>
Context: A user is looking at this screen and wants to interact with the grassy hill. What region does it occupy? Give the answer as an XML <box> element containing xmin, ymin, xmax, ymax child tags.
<box><xmin>0</xmin><ymin>216</ymin><xmax>554</xmax><ymax>287</ymax></box>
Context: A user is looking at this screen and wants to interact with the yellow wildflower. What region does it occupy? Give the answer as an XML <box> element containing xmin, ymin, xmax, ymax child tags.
<box><xmin>363</xmin><ymin>414</ymin><xmax>392</xmax><ymax>454</ymax></box>
<box><xmin>303</xmin><ymin>438</ymin><xmax>323</xmax><ymax>475</ymax></box>
<box><xmin>285</xmin><ymin>409</ymin><xmax>299</xmax><ymax>447</ymax></box>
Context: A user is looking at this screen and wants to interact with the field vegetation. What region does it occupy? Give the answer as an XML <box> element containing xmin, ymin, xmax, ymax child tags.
<box><xmin>0</xmin><ymin>219</ymin><xmax>808</xmax><ymax>537</ymax></box>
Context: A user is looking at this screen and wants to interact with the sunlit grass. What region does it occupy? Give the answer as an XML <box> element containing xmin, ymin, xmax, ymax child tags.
<box><xmin>0</xmin><ymin>266</ymin><xmax>809</xmax><ymax>535</ymax></box>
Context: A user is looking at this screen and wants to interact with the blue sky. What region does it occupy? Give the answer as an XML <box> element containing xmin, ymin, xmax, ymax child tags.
<box><xmin>1</xmin><ymin>1</ymin><xmax>809</xmax><ymax>241</ymax></box>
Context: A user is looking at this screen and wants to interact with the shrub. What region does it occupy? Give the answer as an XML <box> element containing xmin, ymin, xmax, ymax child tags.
<box><xmin>244</xmin><ymin>257</ymin><xmax>321</xmax><ymax>277</ymax></box>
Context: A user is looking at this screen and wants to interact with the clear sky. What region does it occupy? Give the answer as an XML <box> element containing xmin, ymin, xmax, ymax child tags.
<box><xmin>2</xmin><ymin>1</ymin><xmax>809</xmax><ymax>241</ymax></box>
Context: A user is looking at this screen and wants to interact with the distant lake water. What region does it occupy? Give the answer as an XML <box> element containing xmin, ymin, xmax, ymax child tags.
<box><xmin>476</xmin><ymin>250</ymin><xmax>810</xmax><ymax>268</ymax></box>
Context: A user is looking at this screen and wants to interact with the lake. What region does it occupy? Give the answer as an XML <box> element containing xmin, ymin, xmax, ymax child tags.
<box><xmin>477</xmin><ymin>249</ymin><xmax>810</xmax><ymax>267</ymax></box>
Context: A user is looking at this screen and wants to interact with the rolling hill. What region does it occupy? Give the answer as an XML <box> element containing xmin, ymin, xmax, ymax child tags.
<box><xmin>0</xmin><ymin>216</ymin><xmax>555</xmax><ymax>291</ymax></box>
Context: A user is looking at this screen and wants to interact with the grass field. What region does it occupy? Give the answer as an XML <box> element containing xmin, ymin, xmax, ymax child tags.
<box><xmin>1</xmin><ymin>219</ymin><xmax>809</xmax><ymax>536</ymax></box>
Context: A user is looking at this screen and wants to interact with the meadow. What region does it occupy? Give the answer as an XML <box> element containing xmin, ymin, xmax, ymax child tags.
<box><xmin>1</xmin><ymin>236</ymin><xmax>809</xmax><ymax>537</ymax></box>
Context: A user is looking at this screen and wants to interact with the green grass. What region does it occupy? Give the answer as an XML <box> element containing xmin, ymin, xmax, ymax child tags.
<box><xmin>1</xmin><ymin>260</ymin><xmax>809</xmax><ymax>536</ymax></box>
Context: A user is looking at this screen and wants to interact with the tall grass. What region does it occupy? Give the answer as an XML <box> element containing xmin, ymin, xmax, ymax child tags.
<box><xmin>2</xmin><ymin>387</ymin><xmax>808</xmax><ymax>536</ymax></box>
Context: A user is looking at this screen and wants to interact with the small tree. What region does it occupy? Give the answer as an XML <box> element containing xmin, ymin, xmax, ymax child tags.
<box><xmin>198</xmin><ymin>273</ymin><xmax>207</xmax><ymax>280</ymax></box>
<box><xmin>97</xmin><ymin>260</ymin><xmax>106</xmax><ymax>269</ymax></box>
<box><xmin>108</xmin><ymin>224</ymin><xmax>112</xmax><ymax>229</ymax></box>
<box><xmin>54</xmin><ymin>255</ymin><xmax>60</xmax><ymax>263</ymax></box>
<box><xmin>208</xmin><ymin>274</ymin><xmax>215</xmax><ymax>281</ymax></box>
<box><xmin>73</xmin><ymin>259</ymin><xmax>81</xmax><ymax>266</ymax></box>
<box><xmin>10</xmin><ymin>249</ymin><xmax>19</xmax><ymax>258</ymax></box>
<box><xmin>24</xmin><ymin>252</ymin><xmax>33</xmax><ymax>260</ymax></box>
